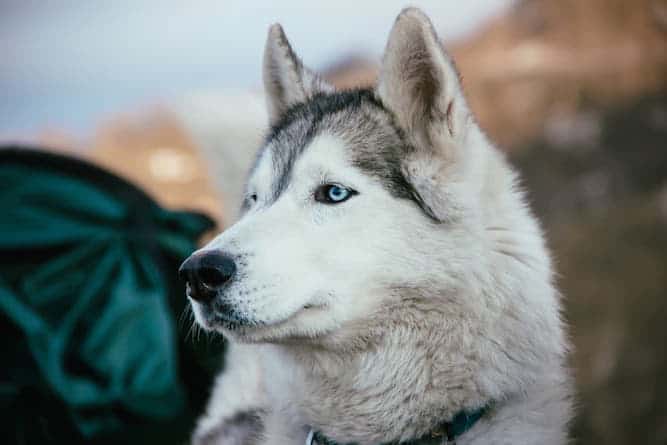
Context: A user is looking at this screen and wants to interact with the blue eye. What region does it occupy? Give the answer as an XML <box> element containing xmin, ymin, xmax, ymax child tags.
<box><xmin>328</xmin><ymin>186</ymin><xmax>348</xmax><ymax>201</ymax></box>
<box><xmin>314</xmin><ymin>184</ymin><xmax>357</xmax><ymax>204</ymax></box>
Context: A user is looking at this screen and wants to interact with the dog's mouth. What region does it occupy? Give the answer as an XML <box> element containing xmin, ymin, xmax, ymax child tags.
<box><xmin>216</xmin><ymin>303</ymin><xmax>326</xmax><ymax>331</ymax></box>
<box><xmin>187</xmin><ymin>290</ymin><xmax>255</xmax><ymax>330</ymax></box>
<box><xmin>209</xmin><ymin>310</ymin><xmax>251</xmax><ymax>329</ymax></box>
<box><xmin>191</xmin><ymin>304</ymin><xmax>254</xmax><ymax>333</ymax></box>
<box><xmin>190</xmin><ymin>289</ymin><xmax>327</xmax><ymax>335</ymax></box>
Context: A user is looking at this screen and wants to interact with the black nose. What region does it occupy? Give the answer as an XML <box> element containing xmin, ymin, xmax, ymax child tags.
<box><xmin>179</xmin><ymin>251</ymin><xmax>236</xmax><ymax>302</ymax></box>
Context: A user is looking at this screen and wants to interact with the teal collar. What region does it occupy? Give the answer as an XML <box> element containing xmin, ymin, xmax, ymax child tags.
<box><xmin>306</xmin><ymin>406</ymin><xmax>488</xmax><ymax>445</ymax></box>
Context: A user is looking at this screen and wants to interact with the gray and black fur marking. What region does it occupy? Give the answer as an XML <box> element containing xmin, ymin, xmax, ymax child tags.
<box><xmin>246</xmin><ymin>88</ymin><xmax>439</xmax><ymax>220</ymax></box>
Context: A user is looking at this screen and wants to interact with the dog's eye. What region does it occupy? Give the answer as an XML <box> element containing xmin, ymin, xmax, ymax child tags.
<box><xmin>314</xmin><ymin>184</ymin><xmax>357</xmax><ymax>204</ymax></box>
<box><xmin>250</xmin><ymin>194</ymin><xmax>257</xmax><ymax>202</ymax></box>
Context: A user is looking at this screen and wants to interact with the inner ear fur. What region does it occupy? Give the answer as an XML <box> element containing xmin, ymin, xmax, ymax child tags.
<box><xmin>376</xmin><ymin>7</ymin><xmax>471</xmax><ymax>152</ymax></box>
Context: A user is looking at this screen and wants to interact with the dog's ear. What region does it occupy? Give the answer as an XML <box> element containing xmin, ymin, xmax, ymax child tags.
<box><xmin>263</xmin><ymin>24</ymin><xmax>334</xmax><ymax>126</ymax></box>
<box><xmin>377</xmin><ymin>8</ymin><xmax>476</xmax><ymax>222</ymax></box>
<box><xmin>377</xmin><ymin>8</ymin><xmax>471</xmax><ymax>152</ymax></box>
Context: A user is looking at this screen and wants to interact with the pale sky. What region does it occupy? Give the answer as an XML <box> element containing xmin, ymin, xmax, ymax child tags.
<box><xmin>0</xmin><ymin>0</ymin><xmax>511</xmax><ymax>138</ymax></box>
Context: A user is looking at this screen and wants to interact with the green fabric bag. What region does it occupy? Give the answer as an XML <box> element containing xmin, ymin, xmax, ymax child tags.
<box><xmin>0</xmin><ymin>147</ymin><xmax>217</xmax><ymax>441</ymax></box>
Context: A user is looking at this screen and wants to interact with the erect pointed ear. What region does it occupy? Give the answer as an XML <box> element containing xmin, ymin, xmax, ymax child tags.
<box><xmin>376</xmin><ymin>8</ymin><xmax>471</xmax><ymax>152</ymax></box>
<box><xmin>263</xmin><ymin>24</ymin><xmax>334</xmax><ymax>126</ymax></box>
<box><xmin>377</xmin><ymin>9</ymin><xmax>479</xmax><ymax>223</ymax></box>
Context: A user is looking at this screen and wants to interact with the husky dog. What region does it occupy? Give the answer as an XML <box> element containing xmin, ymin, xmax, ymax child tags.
<box><xmin>180</xmin><ymin>8</ymin><xmax>572</xmax><ymax>445</ymax></box>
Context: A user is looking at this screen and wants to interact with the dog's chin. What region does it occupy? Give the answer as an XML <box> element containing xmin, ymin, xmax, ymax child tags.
<box><xmin>203</xmin><ymin>304</ymin><xmax>332</xmax><ymax>344</ymax></box>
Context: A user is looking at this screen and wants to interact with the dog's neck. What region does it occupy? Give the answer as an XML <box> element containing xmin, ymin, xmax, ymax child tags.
<box><xmin>272</xmin><ymin>296</ymin><xmax>570</xmax><ymax>445</ymax></box>
<box><xmin>275</xmin><ymin>308</ymin><xmax>490</xmax><ymax>444</ymax></box>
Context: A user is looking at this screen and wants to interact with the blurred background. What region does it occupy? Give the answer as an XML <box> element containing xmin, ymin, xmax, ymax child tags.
<box><xmin>1</xmin><ymin>0</ymin><xmax>666</xmax><ymax>443</ymax></box>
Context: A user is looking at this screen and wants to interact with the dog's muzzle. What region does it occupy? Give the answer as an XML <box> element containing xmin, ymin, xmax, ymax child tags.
<box><xmin>179</xmin><ymin>250</ymin><xmax>236</xmax><ymax>303</ymax></box>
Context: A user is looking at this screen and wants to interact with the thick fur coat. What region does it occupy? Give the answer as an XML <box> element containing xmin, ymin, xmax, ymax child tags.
<box><xmin>185</xmin><ymin>8</ymin><xmax>572</xmax><ymax>445</ymax></box>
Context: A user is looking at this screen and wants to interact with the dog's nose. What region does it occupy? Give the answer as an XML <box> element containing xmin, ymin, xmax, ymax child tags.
<box><xmin>179</xmin><ymin>251</ymin><xmax>236</xmax><ymax>302</ymax></box>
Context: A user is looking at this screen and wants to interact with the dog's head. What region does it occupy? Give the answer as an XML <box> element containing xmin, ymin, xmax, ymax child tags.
<box><xmin>181</xmin><ymin>9</ymin><xmax>559</xmax><ymax>355</ymax></box>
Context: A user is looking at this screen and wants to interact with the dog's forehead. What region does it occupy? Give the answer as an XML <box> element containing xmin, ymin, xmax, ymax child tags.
<box><xmin>250</xmin><ymin>89</ymin><xmax>417</xmax><ymax>204</ymax></box>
